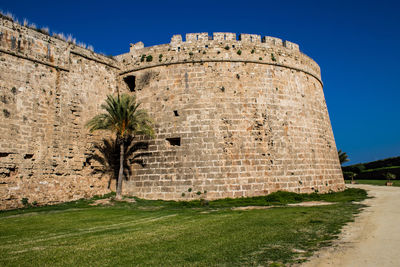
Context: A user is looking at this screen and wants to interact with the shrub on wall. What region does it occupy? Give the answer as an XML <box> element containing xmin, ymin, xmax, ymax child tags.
<box><xmin>146</xmin><ymin>55</ymin><xmax>153</xmax><ymax>62</ymax></box>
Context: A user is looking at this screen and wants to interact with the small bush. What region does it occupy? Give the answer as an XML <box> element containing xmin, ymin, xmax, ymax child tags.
<box><xmin>146</xmin><ymin>55</ymin><xmax>153</xmax><ymax>62</ymax></box>
<box><xmin>3</xmin><ymin>109</ymin><xmax>10</xmax><ymax>118</ymax></box>
<box><xmin>386</xmin><ymin>172</ymin><xmax>396</xmax><ymax>181</ymax></box>
<box><xmin>259</xmin><ymin>57</ymin><xmax>262</xmax><ymax>60</ymax></box>
<box><xmin>237</xmin><ymin>49</ymin><xmax>242</xmax><ymax>55</ymax></box>
<box><xmin>140</xmin><ymin>55</ymin><xmax>146</xmax><ymax>62</ymax></box>
<box><xmin>181</xmin><ymin>193</ymin><xmax>185</xmax><ymax>197</ymax></box>
<box><xmin>271</xmin><ymin>53</ymin><xmax>276</xmax><ymax>62</ymax></box>
<box><xmin>251</xmin><ymin>49</ymin><xmax>255</xmax><ymax>54</ymax></box>
<box><xmin>158</xmin><ymin>54</ymin><xmax>163</xmax><ymax>62</ymax></box>
<box><xmin>188</xmin><ymin>52</ymin><xmax>193</xmax><ymax>56</ymax></box>
<box><xmin>38</xmin><ymin>27</ymin><xmax>49</xmax><ymax>35</ymax></box>
<box><xmin>224</xmin><ymin>45</ymin><xmax>230</xmax><ymax>50</ymax></box>
<box><xmin>196</xmin><ymin>191</ymin><xmax>202</xmax><ymax>195</ymax></box>
<box><xmin>200</xmin><ymin>199</ymin><xmax>209</xmax><ymax>206</ymax></box>
<box><xmin>21</xmin><ymin>198</ymin><xmax>29</xmax><ymax>206</ymax></box>
<box><xmin>188</xmin><ymin>188</ymin><xmax>192</xmax><ymax>192</ymax></box>
<box><xmin>343</xmin><ymin>171</ymin><xmax>356</xmax><ymax>180</ymax></box>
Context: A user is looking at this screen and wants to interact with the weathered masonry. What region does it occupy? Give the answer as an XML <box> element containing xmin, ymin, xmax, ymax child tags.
<box><xmin>0</xmin><ymin>17</ymin><xmax>118</xmax><ymax>209</ymax></box>
<box><xmin>0</xmin><ymin>16</ymin><xmax>344</xmax><ymax>209</ymax></box>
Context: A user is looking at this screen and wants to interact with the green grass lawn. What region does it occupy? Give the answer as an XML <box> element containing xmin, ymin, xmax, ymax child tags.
<box><xmin>0</xmin><ymin>189</ymin><xmax>367</xmax><ymax>266</ymax></box>
<box><xmin>345</xmin><ymin>179</ymin><xmax>400</xmax><ymax>186</ymax></box>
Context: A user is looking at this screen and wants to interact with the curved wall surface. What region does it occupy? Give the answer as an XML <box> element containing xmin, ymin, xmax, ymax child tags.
<box><xmin>0</xmin><ymin>16</ymin><xmax>344</xmax><ymax>209</ymax></box>
<box><xmin>119</xmin><ymin>32</ymin><xmax>345</xmax><ymax>199</ymax></box>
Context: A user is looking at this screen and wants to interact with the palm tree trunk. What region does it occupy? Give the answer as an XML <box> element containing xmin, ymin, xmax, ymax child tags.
<box><xmin>116</xmin><ymin>141</ymin><xmax>124</xmax><ymax>200</ymax></box>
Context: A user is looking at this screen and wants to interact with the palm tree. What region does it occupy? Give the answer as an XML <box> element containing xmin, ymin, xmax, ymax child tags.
<box><xmin>338</xmin><ymin>149</ymin><xmax>350</xmax><ymax>165</ymax></box>
<box><xmin>86</xmin><ymin>94</ymin><xmax>154</xmax><ymax>199</ymax></box>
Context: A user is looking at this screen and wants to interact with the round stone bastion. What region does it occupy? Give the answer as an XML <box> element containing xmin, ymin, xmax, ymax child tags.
<box><xmin>116</xmin><ymin>32</ymin><xmax>345</xmax><ymax>200</ymax></box>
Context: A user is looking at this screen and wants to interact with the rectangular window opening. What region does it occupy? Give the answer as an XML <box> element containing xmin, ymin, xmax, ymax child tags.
<box><xmin>24</xmin><ymin>154</ymin><xmax>34</xmax><ymax>159</ymax></box>
<box><xmin>166</xmin><ymin>137</ymin><xmax>181</xmax><ymax>146</ymax></box>
<box><xmin>123</xmin><ymin>75</ymin><xmax>136</xmax><ymax>92</ymax></box>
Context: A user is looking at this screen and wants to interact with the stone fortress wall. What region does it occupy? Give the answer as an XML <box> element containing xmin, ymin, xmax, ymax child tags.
<box><xmin>0</xmin><ymin>17</ymin><xmax>120</xmax><ymax>209</ymax></box>
<box><xmin>118</xmin><ymin>32</ymin><xmax>345</xmax><ymax>199</ymax></box>
<box><xmin>0</xmin><ymin>16</ymin><xmax>344</xmax><ymax>209</ymax></box>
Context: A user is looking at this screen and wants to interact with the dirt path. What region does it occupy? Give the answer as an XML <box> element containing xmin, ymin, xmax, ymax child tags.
<box><xmin>302</xmin><ymin>184</ymin><xmax>400</xmax><ymax>267</ymax></box>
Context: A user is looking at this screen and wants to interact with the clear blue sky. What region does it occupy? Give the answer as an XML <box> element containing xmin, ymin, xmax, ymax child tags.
<box><xmin>1</xmin><ymin>0</ymin><xmax>399</xmax><ymax>165</ymax></box>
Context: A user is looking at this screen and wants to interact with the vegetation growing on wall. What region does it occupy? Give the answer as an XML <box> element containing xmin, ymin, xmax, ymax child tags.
<box><xmin>0</xmin><ymin>10</ymin><xmax>95</xmax><ymax>52</ymax></box>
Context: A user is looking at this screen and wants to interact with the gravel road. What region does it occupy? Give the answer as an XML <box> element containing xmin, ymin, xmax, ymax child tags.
<box><xmin>302</xmin><ymin>184</ymin><xmax>400</xmax><ymax>267</ymax></box>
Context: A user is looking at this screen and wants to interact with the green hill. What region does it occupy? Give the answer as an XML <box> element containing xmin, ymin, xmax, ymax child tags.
<box><xmin>342</xmin><ymin>156</ymin><xmax>400</xmax><ymax>180</ymax></box>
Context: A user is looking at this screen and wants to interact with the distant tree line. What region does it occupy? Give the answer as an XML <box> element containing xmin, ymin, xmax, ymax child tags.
<box><xmin>341</xmin><ymin>156</ymin><xmax>400</xmax><ymax>180</ymax></box>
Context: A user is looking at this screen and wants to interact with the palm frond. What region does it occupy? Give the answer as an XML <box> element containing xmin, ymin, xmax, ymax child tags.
<box><xmin>338</xmin><ymin>149</ymin><xmax>350</xmax><ymax>165</ymax></box>
<box><xmin>86</xmin><ymin>93</ymin><xmax>154</xmax><ymax>139</ymax></box>
<box><xmin>86</xmin><ymin>114</ymin><xmax>113</xmax><ymax>132</ymax></box>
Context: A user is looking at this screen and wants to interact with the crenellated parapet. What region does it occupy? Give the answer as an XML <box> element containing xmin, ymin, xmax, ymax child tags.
<box><xmin>238</xmin><ymin>33</ymin><xmax>261</xmax><ymax>43</ymax></box>
<box><xmin>213</xmin><ymin>32</ymin><xmax>236</xmax><ymax>41</ymax></box>
<box><xmin>186</xmin><ymin>32</ymin><xmax>210</xmax><ymax>42</ymax></box>
<box><xmin>117</xmin><ymin>32</ymin><xmax>321</xmax><ymax>84</ymax></box>
<box><xmin>0</xmin><ymin>18</ymin><xmax>121</xmax><ymax>72</ymax></box>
